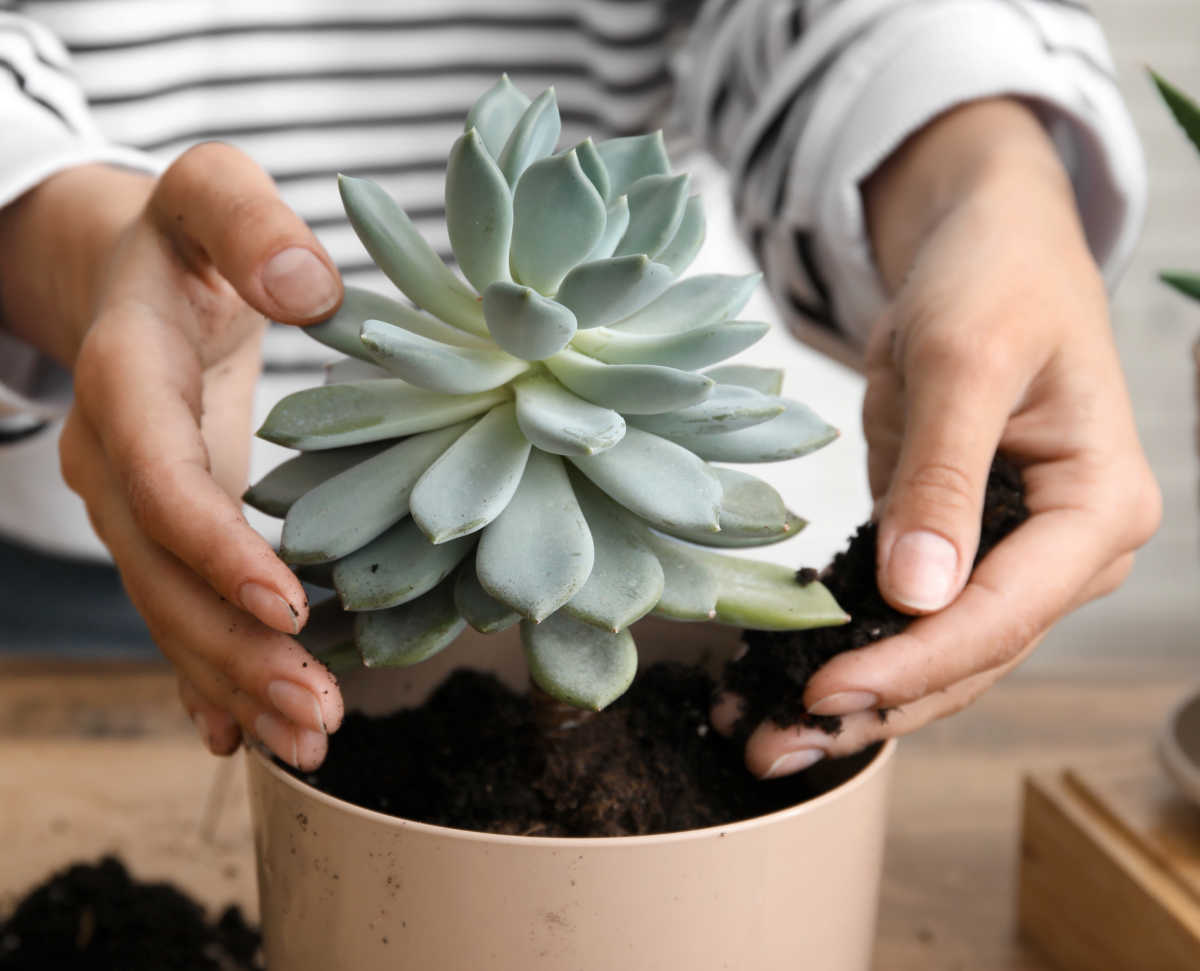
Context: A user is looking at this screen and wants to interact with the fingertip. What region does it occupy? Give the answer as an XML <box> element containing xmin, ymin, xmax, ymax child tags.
<box><xmin>745</xmin><ymin>721</ymin><xmax>831</xmax><ymax>779</ymax></box>
<box><xmin>879</xmin><ymin>528</ymin><xmax>961</xmax><ymax>614</ymax></box>
<box><xmin>238</xmin><ymin>580</ymin><xmax>304</xmax><ymax>635</ymax></box>
<box><xmin>260</xmin><ymin>246</ymin><xmax>342</xmax><ymax>323</ymax></box>
<box><xmin>709</xmin><ymin>692</ymin><xmax>744</xmax><ymax>737</ymax></box>
<box><xmin>295</xmin><ymin>728</ymin><xmax>328</xmax><ymax>773</ymax></box>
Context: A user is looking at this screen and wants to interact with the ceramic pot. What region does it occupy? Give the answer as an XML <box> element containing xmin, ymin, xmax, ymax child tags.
<box><xmin>245</xmin><ymin>619</ymin><xmax>896</xmax><ymax>970</ymax></box>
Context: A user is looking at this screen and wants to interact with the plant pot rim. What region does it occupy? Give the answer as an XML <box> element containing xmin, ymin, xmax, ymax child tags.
<box><xmin>246</xmin><ymin>734</ymin><xmax>897</xmax><ymax>847</ymax></box>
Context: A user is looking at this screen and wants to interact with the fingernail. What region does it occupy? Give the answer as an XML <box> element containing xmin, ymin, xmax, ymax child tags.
<box><xmin>807</xmin><ymin>690</ymin><xmax>880</xmax><ymax>717</ymax></box>
<box><xmin>193</xmin><ymin>712</ymin><xmax>212</xmax><ymax>750</ymax></box>
<box><xmin>261</xmin><ymin>247</ymin><xmax>339</xmax><ymax>318</ymax></box>
<box><xmin>885</xmin><ymin>530</ymin><xmax>958</xmax><ymax>611</ymax></box>
<box><xmin>239</xmin><ymin>581</ymin><xmax>301</xmax><ymax>635</ymax></box>
<box><xmin>295</xmin><ymin>729</ymin><xmax>328</xmax><ymax>772</ymax></box>
<box><xmin>255</xmin><ymin>712</ymin><xmax>299</xmax><ymax>768</ymax></box>
<box><xmin>763</xmin><ymin>749</ymin><xmax>825</xmax><ymax>779</ymax></box>
<box><xmin>268</xmin><ymin>680</ymin><xmax>326</xmax><ymax>734</ymax></box>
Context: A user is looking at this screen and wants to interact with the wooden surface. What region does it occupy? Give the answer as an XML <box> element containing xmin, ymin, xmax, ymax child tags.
<box><xmin>1019</xmin><ymin>769</ymin><xmax>1200</xmax><ymax>971</ymax></box>
<box><xmin>0</xmin><ymin>656</ymin><xmax>1195</xmax><ymax>970</ymax></box>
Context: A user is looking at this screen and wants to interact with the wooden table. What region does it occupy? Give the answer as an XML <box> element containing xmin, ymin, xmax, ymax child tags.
<box><xmin>0</xmin><ymin>656</ymin><xmax>1193</xmax><ymax>970</ymax></box>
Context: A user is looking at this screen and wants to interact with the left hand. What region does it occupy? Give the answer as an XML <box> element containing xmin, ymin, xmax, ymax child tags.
<box><xmin>727</xmin><ymin>99</ymin><xmax>1161</xmax><ymax>778</ymax></box>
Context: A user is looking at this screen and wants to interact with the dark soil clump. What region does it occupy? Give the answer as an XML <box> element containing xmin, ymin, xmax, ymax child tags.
<box><xmin>0</xmin><ymin>856</ymin><xmax>261</xmax><ymax>970</ymax></box>
<box><xmin>299</xmin><ymin>663</ymin><xmax>879</xmax><ymax>837</ymax></box>
<box><xmin>722</xmin><ymin>454</ymin><xmax>1028</xmax><ymax>735</ymax></box>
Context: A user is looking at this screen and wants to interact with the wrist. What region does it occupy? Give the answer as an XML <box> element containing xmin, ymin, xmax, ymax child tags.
<box><xmin>863</xmin><ymin>98</ymin><xmax>1078</xmax><ymax>293</ymax></box>
<box><xmin>0</xmin><ymin>164</ymin><xmax>154</xmax><ymax>366</ymax></box>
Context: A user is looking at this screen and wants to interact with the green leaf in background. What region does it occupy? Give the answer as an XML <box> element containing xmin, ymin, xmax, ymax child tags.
<box><xmin>1151</xmin><ymin>70</ymin><xmax>1200</xmax><ymax>156</ymax></box>
<box><xmin>1161</xmin><ymin>270</ymin><xmax>1200</xmax><ymax>303</ymax></box>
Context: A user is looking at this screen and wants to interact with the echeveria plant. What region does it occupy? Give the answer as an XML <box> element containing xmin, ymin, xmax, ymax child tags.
<box><xmin>246</xmin><ymin>76</ymin><xmax>848</xmax><ymax>711</ymax></box>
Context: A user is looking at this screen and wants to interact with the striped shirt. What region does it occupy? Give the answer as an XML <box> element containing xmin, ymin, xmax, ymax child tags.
<box><xmin>0</xmin><ymin>0</ymin><xmax>1146</xmax><ymax>558</ymax></box>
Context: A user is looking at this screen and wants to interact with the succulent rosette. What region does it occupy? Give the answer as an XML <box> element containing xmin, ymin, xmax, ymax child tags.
<box><xmin>246</xmin><ymin>76</ymin><xmax>848</xmax><ymax>710</ymax></box>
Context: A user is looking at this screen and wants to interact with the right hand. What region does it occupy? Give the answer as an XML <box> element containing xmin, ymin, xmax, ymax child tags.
<box><xmin>1</xmin><ymin>143</ymin><xmax>346</xmax><ymax>770</ymax></box>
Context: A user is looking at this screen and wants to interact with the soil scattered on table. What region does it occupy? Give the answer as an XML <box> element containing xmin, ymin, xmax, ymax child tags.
<box><xmin>0</xmin><ymin>856</ymin><xmax>261</xmax><ymax>971</ymax></box>
<box><xmin>295</xmin><ymin>455</ymin><xmax>1026</xmax><ymax>838</ymax></box>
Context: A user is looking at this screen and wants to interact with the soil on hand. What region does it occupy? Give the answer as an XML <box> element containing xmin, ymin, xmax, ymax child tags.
<box><xmin>723</xmin><ymin>454</ymin><xmax>1029</xmax><ymax>735</ymax></box>
<box><xmin>0</xmin><ymin>856</ymin><xmax>261</xmax><ymax>971</ymax></box>
<box><xmin>297</xmin><ymin>455</ymin><xmax>1026</xmax><ymax>838</ymax></box>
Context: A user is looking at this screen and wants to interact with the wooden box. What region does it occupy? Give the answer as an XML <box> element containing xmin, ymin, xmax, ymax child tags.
<box><xmin>1018</xmin><ymin>760</ymin><xmax>1200</xmax><ymax>970</ymax></box>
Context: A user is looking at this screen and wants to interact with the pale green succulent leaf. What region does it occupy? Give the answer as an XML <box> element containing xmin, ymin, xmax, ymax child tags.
<box><xmin>510</xmin><ymin>150</ymin><xmax>607</xmax><ymax>294</ymax></box>
<box><xmin>572</xmin><ymin>320</ymin><xmax>769</xmax><ymax>370</ymax></box>
<box><xmin>512</xmin><ymin>371</ymin><xmax>625</xmax><ymax>456</ymax></box>
<box><xmin>315</xmin><ymin>288</ymin><xmax>490</xmax><ymax>354</ymax></box>
<box><xmin>554</xmin><ymin>255</ymin><xmax>674</xmax><ymax>329</ymax></box>
<box><xmin>257</xmin><ymin>381</ymin><xmax>508</xmax><ymax>450</ymax></box>
<box><xmin>569</xmin><ymin>425</ymin><xmax>722</xmax><ymax>532</ymax></box>
<box><xmin>544</xmin><ymin>348</ymin><xmax>713</xmax><ymax>415</ymax></box>
<box><xmin>279</xmin><ymin>422</ymin><xmax>470</xmax><ymax>564</ymax></box>
<box><xmin>409</xmin><ymin>402</ymin><xmax>531</xmax><ymax>543</ymax></box>
<box><xmin>665</xmin><ymin>398</ymin><xmax>839</xmax><ymax>463</ymax></box>
<box><xmin>338</xmin><ymin>175</ymin><xmax>487</xmax><ymax>336</ymax></box>
<box><xmin>613</xmin><ymin>173</ymin><xmax>690</xmax><ymax>259</ymax></box>
<box><xmin>303</xmin><ymin>286</ymin><xmax>391</xmax><ymax>362</ymax></box>
<box><xmin>612</xmin><ymin>273</ymin><xmax>761</xmax><ymax>336</ymax></box>
<box><xmin>572</xmin><ymin>137</ymin><xmax>611</xmax><ymax>202</ymax></box>
<box><xmin>522</xmin><ymin>613</ymin><xmax>637</xmax><ymax>710</ymax></box>
<box><xmin>711</xmin><ymin>557</ymin><xmax>848</xmax><ymax>630</ymax></box>
<box><xmin>243</xmin><ymin>442</ymin><xmax>389</xmax><ymax>518</ymax></box>
<box><xmin>453</xmin><ymin>560</ymin><xmax>520</xmax><ymax>633</ymax></box>
<box><xmin>585</xmin><ymin>195</ymin><xmax>630</xmax><ymax>262</ymax></box>
<box><xmin>701</xmin><ymin>364</ymin><xmax>785</xmax><ymax>396</ymax></box>
<box><xmin>497</xmin><ymin>87</ymin><xmax>561</xmax><ymax>185</ymax></box>
<box><xmin>324</xmin><ymin>358</ymin><xmax>391</xmax><ymax>383</ymax></box>
<box><xmin>333</xmin><ymin>517</ymin><xmax>475</xmax><ymax>611</ymax></box>
<box><xmin>482</xmin><ymin>282</ymin><xmax>578</xmax><ymax>360</ymax></box>
<box><xmin>564</xmin><ymin>476</ymin><xmax>665</xmax><ymax>631</ymax></box>
<box><xmin>445</xmin><ymin>128</ymin><xmax>514</xmax><ymax>292</ymax></box>
<box><xmin>1161</xmin><ymin>270</ymin><xmax>1200</xmax><ymax>302</ymax></box>
<box><xmin>356</xmin><ymin>578</ymin><xmax>467</xmax><ymax>668</ymax></box>
<box><xmin>465</xmin><ymin>74</ymin><xmax>532</xmax><ymax>159</ymax></box>
<box><xmin>656</xmin><ymin>466</ymin><xmax>805</xmax><ymax>548</ymax></box>
<box><xmin>642</xmin><ymin>530</ymin><xmax>719</xmax><ymax>621</ymax></box>
<box><xmin>595</xmin><ymin>131</ymin><xmax>670</xmax><ymax>200</ymax></box>
<box><xmin>655</xmin><ymin>195</ymin><xmax>706</xmax><ymax>275</ymax></box>
<box><xmin>476</xmin><ymin>449</ymin><xmax>594</xmax><ymax>622</ymax></box>
<box><xmin>361</xmin><ymin>319</ymin><xmax>529</xmax><ymax>393</ymax></box>
<box><xmin>629</xmin><ymin>385</ymin><xmax>784</xmax><ymax>438</ymax></box>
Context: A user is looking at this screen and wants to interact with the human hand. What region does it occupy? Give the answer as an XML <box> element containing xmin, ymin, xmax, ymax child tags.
<box><xmin>0</xmin><ymin>145</ymin><xmax>346</xmax><ymax>769</ymax></box>
<box><xmin>722</xmin><ymin>99</ymin><xmax>1161</xmax><ymax>777</ymax></box>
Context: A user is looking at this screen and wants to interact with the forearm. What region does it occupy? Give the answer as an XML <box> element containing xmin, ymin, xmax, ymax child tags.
<box><xmin>0</xmin><ymin>165</ymin><xmax>154</xmax><ymax>368</ymax></box>
<box><xmin>863</xmin><ymin>98</ymin><xmax>1086</xmax><ymax>296</ymax></box>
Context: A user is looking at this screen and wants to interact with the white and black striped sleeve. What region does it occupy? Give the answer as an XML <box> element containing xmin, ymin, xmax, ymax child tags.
<box><xmin>0</xmin><ymin>7</ymin><xmax>157</xmax><ymax>423</ymax></box>
<box><xmin>676</xmin><ymin>0</ymin><xmax>1147</xmax><ymax>365</ymax></box>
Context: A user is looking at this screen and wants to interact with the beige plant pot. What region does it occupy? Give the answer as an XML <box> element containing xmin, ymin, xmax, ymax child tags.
<box><xmin>245</xmin><ymin>618</ymin><xmax>896</xmax><ymax>971</ymax></box>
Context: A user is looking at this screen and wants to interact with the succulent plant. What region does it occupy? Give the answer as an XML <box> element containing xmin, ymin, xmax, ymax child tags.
<box><xmin>246</xmin><ymin>76</ymin><xmax>848</xmax><ymax>711</ymax></box>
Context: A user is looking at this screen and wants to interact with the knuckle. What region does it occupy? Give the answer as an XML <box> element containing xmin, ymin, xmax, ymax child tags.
<box><xmin>1129</xmin><ymin>470</ymin><xmax>1163</xmax><ymax>549</ymax></box>
<box><xmin>162</xmin><ymin>141</ymin><xmax>245</xmax><ymax>190</ymax></box>
<box><xmin>897</xmin><ymin>460</ymin><xmax>977</xmax><ymax>517</ymax></box>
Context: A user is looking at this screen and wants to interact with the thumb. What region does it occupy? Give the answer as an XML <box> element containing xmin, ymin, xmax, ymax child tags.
<box><xmin>876</xmin><ymin>334</ymin><xmax>1016</xmax><ymax>614</ymax></box>
<box><xmin>150</xmin><ymin>141</ymin><xmax>342</xmax><ymax>326</ymax></box>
